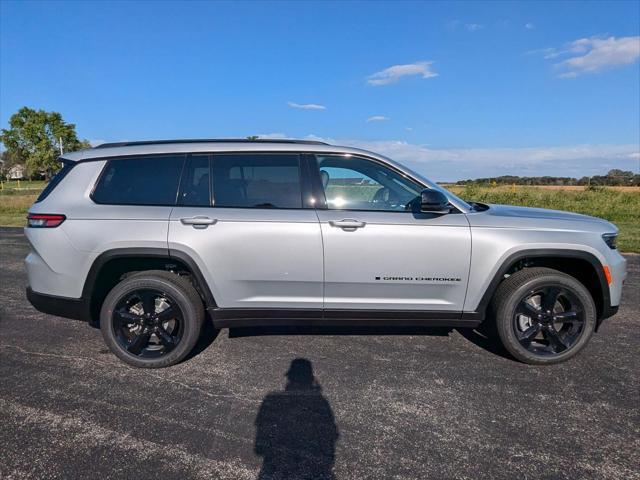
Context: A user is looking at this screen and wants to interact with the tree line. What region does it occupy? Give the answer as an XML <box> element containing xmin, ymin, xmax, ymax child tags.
<box><xmin>455</xmin><ymin>170</ymin><xmax>640</xmax><ymax>187</ymax></box>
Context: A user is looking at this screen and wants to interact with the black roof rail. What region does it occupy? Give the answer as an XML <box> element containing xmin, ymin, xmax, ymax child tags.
<box><xmin>94</xmin><ymin>138</ymin><xmax>330</xmax><ymax>149</ymax></box>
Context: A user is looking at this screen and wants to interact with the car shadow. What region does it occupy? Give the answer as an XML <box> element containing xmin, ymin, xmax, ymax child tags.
<box><xmin>455</xmin><ymin>326</ymin><xmax>512</xmax><ymax>360</ymax></box>
<box><xmin>185</xmin><ymin>313</ymin><xmax>220</xmax><ymax>361</ymax></box>
<box><xmin>229</xmin><ymin>325</ymin><xmax>453</xmax><ymax>338</ymax></box>
<box><xmin>228</xmin><ymin>324</ymin><xmax>515</xmax><ymax>361</ymax></box>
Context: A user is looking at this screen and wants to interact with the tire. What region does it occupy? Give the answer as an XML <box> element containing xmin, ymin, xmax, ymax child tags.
<box><xmin>491</xmin><ymin>267</ymin><xmax>596</xmax><ymax>365</ymax></box>
<box><xmin>100</xmin><ymin>270</ymin><xmax>205</xmax><ymax>368</ymax></box>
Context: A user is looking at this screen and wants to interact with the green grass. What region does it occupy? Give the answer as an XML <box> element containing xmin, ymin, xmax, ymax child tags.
<box><xmin>1</xmin><ymin>183</ymin><xmax>638</xmax><ymax>252</ymax></box>
<box><xmin>0</xmin><ymin>193</ymin><xmax>37</xmax><ymax>227</ymax></box>
<box><xmin>0</xmin><ymin>180</ymin><xmax>46</xmax><ymax>190</ymax></box>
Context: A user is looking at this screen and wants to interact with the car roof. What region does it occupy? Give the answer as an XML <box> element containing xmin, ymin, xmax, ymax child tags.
<box><xmin>60</xmin><ymin>139</ymin><xmax>377</xmax><ymax>162</ymax></box>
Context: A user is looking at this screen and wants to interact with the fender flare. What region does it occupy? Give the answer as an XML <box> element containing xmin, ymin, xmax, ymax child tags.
<box><xmin>82</xmin><ymin>247</ymin><xmax>217</xmax><ymax>310</ymax></box>
<box><xmin>473</xmin><ymin>248</ymin><xmax>611</xmax><ymax>320</ymax></box>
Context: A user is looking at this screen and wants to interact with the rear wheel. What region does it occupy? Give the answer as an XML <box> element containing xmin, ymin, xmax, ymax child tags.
<box><xmin>491</xmin><ymin>267</ymin><xmax>596</xmax><ymax>365</ymax></box>
<box><xmin>100</xmin><ymin>271</ymin><xmax>204</xmax><ymax>368</ymax></box>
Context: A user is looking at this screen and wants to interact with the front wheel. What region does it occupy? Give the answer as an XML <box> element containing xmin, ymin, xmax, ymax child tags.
<box><xmin>100</xmin><ymin>271</ymin><xmax>204</xmax><ymax>368</ymax></box>
<box><xmin>491</xmin><ymin>267</ymin><xmax>596</xmax><ymax>365</ymax></box>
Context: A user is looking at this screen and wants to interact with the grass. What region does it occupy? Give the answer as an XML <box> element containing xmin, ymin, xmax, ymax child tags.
<box><xmin>1</xmin><ymin>183</ymin><xmax>638</xmax><ymax>252</ymax></box>
<box><xmin>0</xmin><ymin>193</ymin><xmax>38</xmax><ymax>227</ymax></box>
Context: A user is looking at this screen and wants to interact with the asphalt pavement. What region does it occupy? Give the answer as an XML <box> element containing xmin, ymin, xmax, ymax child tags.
<box><xmin>1</xmin><ymin>227</ymin><xmax>638</xmax><ymax>479</ymax></box>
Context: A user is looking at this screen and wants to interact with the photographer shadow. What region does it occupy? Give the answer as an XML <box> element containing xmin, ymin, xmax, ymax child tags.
<box><xmin>254</xmin><ymin>358</ymin><xmax>339</xmax><ymax>480</ymax></box>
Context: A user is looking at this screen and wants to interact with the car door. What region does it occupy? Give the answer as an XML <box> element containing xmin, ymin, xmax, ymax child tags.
<box><xmin>168</xmin><ymin>152</ymin><xmax>324</xmax><ymax>311</ymax></box>
<box><xmin>310</xmin><ymin>153</ymin><xmax>471</xmax><ymax>313</ymax></box>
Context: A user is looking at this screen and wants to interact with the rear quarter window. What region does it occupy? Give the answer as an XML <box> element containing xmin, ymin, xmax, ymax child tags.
<box><xmin>92</xmin><ymin>155</ymin><xmax>185</xmax><ymax>206</ymax></box>
<box><xmin>36</xmin><ymin>161</ymin><xmax>75</xmax><ymax>203</ymax></box>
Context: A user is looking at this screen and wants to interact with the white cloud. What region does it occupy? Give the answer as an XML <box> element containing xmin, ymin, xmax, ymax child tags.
<box><xmin>88</xmin><ymin>139</ymin><xmax>107</xmax><ymax>147</ymax></box>
<box><xmin>534</xmin><ymin>36</ymin><xmax>640</xmax><ymax>77</ymax></box>
<box><xmin>287</xmin><ymin>101</ymin><xmax>326</xmax><ymax>110</ymax></box>
<box><xmin>366</xmin><ymin>115</ymin><xmax>390</xmax><ymax>122</ymax></box>
<box><xmin>525</xmin><ymin>22</ymin><xmax>535</xmax><ymax>30</ymax></box>
<box><xmin>367</xmin><ymin>61</ymin><xmax>438</xmax><ymax>86</ymax></box>
<box><xmin>301</xmin><ymin>135</ymin><xmax>640</xmax><ymax>181</ymax></box>
<box><xmin>465</xmin><ymin>23</ymin><xmax>484</xmax><ymax>32</ymax></box>
<box><xmin>405</xmin><ymin>127</ymin><xmax>413</xmax><ymax>132</ymax></box>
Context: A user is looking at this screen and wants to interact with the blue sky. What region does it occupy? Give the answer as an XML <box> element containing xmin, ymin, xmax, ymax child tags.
<box><xmin>1</xmin><ymin>0</ymin><xmax>639</xmax><ymax>181</ymax></box>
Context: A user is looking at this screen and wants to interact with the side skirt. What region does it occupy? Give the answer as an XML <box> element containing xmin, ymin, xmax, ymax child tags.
<box><xmin>210</xmin><ymin>308</ymin><xmax>482</xmax><ymax>329</ymax></box>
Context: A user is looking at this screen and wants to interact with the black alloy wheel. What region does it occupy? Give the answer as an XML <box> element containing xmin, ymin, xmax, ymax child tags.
<box><xmin>100</xmin><ymin>270</ymin><xmax>205</xmax><ymax>368</ymax></box>
<box><xmin>492</xmin><ymin>267</ymin><xmax>596</xmax><ymax>365</ymax></box>
<box><xmin>513</xmin><ymin>286</ymin><xmax>586</xmax><ymax>356</ymax></box>
<box><xmin>112</xmin><ymin>288</ymin><xmax>184</xmax><ymax>358</ymax></box>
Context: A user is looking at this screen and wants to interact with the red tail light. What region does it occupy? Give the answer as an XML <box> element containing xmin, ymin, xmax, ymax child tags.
<box><xmin>27</xmin><ymin>213</ymin><xmax>66</xmax><ymax>228</ymax></box>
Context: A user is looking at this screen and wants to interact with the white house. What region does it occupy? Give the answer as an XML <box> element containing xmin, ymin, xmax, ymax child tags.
<box><xmin>8</xmin><ymin>164</ymin><xmax>25</xmax><ymax>180</ymax></box>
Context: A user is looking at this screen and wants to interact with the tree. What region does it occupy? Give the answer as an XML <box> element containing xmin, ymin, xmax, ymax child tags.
<box><xmin>0</xmin><ymin>107</ymin><xmax>89</xmax><ymax>179</ymax></box>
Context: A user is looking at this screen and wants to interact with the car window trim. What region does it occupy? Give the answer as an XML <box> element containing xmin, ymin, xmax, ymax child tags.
<box><xmin>176</xmin><ymin>153</ymin><xmax>213</xmax><ymax>208</ymax></box>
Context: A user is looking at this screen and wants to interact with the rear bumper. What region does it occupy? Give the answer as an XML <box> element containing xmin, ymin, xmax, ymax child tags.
<box><xmin>26</xmin><ymin>287</ymin><xmax>89</xmax><ymax>322</ymax></box>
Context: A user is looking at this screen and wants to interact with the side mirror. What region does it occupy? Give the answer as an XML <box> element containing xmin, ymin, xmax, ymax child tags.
<box><xmin>420</xmin><ymin>189</ymin><xmax>450</xmax><ymax>214</ymax></box>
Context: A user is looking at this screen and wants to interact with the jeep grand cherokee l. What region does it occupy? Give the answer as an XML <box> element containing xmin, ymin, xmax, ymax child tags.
<box><xmin>25</xmin><ymin>139</ymin><xmax>626</xmax><ymax>367</ymax></box>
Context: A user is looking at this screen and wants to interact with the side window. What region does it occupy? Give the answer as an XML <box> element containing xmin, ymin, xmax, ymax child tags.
<box><xmin>92</xmin><ymin>155</ymin><xmax>184</xmax><ymax>206</ymax></box>
<box><xmin>178</xmin><ymin>155</ymin><xmax>210</xmax><ymax>207</ymax></box>
<box><xmin>212</xmin><ymin>154</ymin><xmax>302</xmax><ymax>209</ymax></box>
<box><xmin>315</xmin><ymin>155</ymin><xmax>422</xmax><ymax>211</ymax></box>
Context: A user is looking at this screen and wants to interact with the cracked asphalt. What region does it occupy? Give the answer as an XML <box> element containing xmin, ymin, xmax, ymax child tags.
<box><xmin>1</xmin><ymin>227</ymin><xmax>639</xmax><ymax>479</ymax></box>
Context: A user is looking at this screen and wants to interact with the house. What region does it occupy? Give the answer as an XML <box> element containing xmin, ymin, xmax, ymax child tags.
<box><xmin>8</xmin><ymin>164</ymin><xmax>25</xmax><ymax>180</ymax></box>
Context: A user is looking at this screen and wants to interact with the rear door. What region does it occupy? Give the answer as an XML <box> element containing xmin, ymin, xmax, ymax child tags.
<box><xmin>168</xmin><ymin>153</ymin><xmax>324</xmax><ymax>311</ymax></box>
<box><xmin>309</xmin><ymin>153</ymin><xmax>471</xmax><ymax>313</ymax></box>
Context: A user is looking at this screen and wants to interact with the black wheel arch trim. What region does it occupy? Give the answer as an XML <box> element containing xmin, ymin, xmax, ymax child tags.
<box><xmin>82</xmin><ymin>247</ymin><xmax>217</xmax><ymax>310</ymax></box>
<box><xmin>474</xmin><ymin>248</ymin><xmax>614</xmax><ymax>323</ymax></box>
<box><xmin>28</xmin><ymin>248</ymin><xmax>218</xmax><ymax>323</ymax></box>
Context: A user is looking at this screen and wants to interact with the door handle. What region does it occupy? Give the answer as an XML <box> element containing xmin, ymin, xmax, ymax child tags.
<box><xmin>180</xmin><ymin>216</ymin><xmax>217</xmax><ymax>229</ymax></box>
<box><xmin>329</xmin><ymin>219</ymin><xmax>366</xmax><ymax>230</ymax></box>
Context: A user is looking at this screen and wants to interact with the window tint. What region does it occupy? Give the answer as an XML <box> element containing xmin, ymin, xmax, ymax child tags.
<box><xmin>212</xmin><ymin>154</ymin><xmax>302</xmax><ymax>208</ymax></box>
<box><xmin>178</xmin><ymin>155</ymin><xmax>210</xmax><ymax>207</ymax></box>
<box><xmin>36</xmin><ymin>160</ymin><xmax>75</xmax><ymax>203</ymax></box>
<box><xmin>315</xmin><ymin>155</ymin><xmax>422</xmax><ymax>211</ymax></box>
<box><xmin>92</xmin><ymin>155</ymin><xmax>184</xmax><ymax>205</ymax></box>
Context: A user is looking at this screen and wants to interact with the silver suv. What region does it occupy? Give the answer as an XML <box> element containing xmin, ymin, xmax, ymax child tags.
<box><xmin>25</xmin><ymin>139</ymin><xmax>627</xmax><ymax>367</ymax></box>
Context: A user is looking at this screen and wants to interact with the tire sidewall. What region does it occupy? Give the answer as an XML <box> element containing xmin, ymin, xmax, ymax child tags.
<box><xmin>100</xmin><ymin>275</ymin><xmax>202</xmax><ymax>368</ymax></box>
<box><xmin>496</xmin><ymin>273</ymin><xmax>596</xmax><ymax>365</ymax></box>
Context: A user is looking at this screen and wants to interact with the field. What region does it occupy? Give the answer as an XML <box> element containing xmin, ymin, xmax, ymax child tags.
<box><xmin>1</xmin><ymin>181</ymin><xmax>638</xmax><ymax>252</ymax></box>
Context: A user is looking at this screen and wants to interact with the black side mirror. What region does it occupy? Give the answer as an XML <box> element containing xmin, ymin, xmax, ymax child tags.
<box><xmin>420</xmin><ymin>189</ymin><xmax>450</xmax><ymax>214</ymax></box>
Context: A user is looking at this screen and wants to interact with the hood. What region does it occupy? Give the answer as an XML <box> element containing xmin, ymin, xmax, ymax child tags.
<box><xmin>470</xmin><ymin>204</ymin><xmax>618</xmax><ymax>234</ymax></box>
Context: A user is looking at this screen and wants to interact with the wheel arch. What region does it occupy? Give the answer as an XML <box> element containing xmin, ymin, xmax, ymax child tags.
<box><xmin>475</xmin><ymin>249</ymin><xmax>611</xmax><ymax>324</ymax></box>
<box><xmin>83</xmin><ymin>247</ymin><xmax>216</xmax><ymax>324</ymax></box>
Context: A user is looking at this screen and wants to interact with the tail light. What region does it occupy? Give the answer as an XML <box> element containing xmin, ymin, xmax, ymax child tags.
<box><xmin>27</xmin><ymin>213</ymin><xmax>66</xmax><ymax>228</ymax></box>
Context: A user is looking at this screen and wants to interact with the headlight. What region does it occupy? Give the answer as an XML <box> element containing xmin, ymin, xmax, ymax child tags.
<box><xmin>602</xmin><ymin>233</ymin><xmax>618</xmax><ymax>250</ymax></box>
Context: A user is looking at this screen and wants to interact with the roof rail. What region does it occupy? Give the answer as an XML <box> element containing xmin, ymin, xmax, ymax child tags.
<box><xmin>94</xmin><ymin>138</ymin><xmax>330</xmax><ymax>149</ymax></box>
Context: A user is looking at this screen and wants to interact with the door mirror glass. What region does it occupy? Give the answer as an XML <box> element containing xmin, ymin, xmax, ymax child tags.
<box><xmin>420</xmin><ymin>189</ymin><xmax>449</xmax><ymax>214</ymax></box>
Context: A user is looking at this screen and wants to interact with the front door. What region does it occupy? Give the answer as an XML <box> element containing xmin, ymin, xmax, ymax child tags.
<box><xmin>310</xmin><ymin>154</ymin><xmax>471</xmax><ymax>313</ymax></box>
<box><xmin>169</xmin><ymin>153</ymin><xmax>323</xmax><ymax>310</ymax></box>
